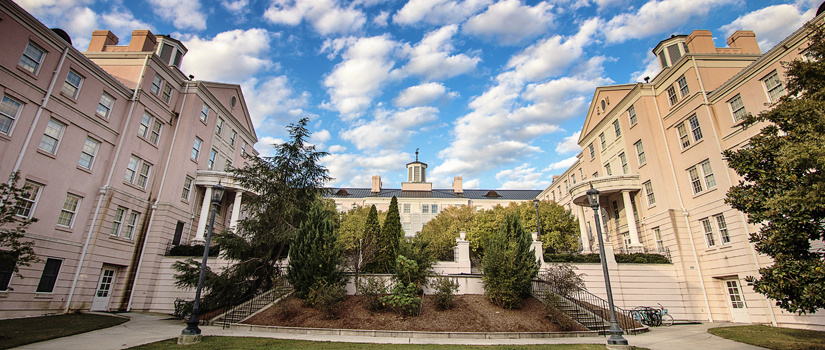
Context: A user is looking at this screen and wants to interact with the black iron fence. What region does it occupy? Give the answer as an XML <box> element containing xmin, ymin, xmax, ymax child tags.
<box><xmin>216</xmin><ymin>277</ymin><xmax>293</xmax><ymax>329</ymax></box>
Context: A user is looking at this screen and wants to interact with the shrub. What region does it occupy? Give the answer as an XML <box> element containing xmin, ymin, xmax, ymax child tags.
<box><xmin>544</xmin><ymin>253</ymin><xmax>670</xmax><ymax>264</ymax></box>
<box><xmin>482</xmin><ymin>215</ymin><xmax>539</xmax><ymax>309</ymax></box>
<box><xmin>380</xmin><ymin>255</ymin><xmax>422</xmax><ymax>316</ymax></box>
<box><xmin>305</xmin><ymin>280</ymin><xmax>346</xmax><ymax>319</ymax></box>
<box><xmin>287</xmin><ymin>200</ymin><xmax>345</xmax><ymax>300</ymax></box>
<box><xmin>540</xmin><ymin>263</ymin><xmax>586</xmax><ymax>297</ymax></box>
<box><xmin>357</xmin><ymin>275</ymin><xmax>388</xmax><ymax>312</ymax></box>
<box><xmin>432</xmin><ymin>277</ymin><xmax>460</xmax><ymax>310</ymax></box>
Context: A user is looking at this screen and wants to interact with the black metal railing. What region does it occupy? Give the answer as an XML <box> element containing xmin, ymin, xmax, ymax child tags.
<box><xmin>218</xmin><ymin>277</ymin><xmax>293</xmax><ymax>329</ymax></box>
<box><xmin>532</xmin><ymin>276</ymin><xmax>644</xmax><ymax>335</ymax></box>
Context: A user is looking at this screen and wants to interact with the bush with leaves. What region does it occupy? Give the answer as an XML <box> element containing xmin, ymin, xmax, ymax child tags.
<box><xmin>398</xmin><ymin>235</ymin><xmax>436</xmax><ymax>293</ymax></box>
<box><xmin>431</xmin><ymin>277</ymin><xmax>460</xmax><ymax>310</ymax></box>
<box><xmin>305</xmin><ymin>280</ymin><xmax>346</xmax><ymax>319</ymax></box>
<box><xmin>380</xmin><ymin>255</ymin><xmax>422</xmax><ymax>316</ymax></box>
<box><xmin>540</xmin><ymin>263</ymin><xmax>586</xmax><ymax>297</ymax></box>
<box><xmin>482</xmin><ymin>215</ymin><xmax>539</xmax><ymax>309</ymax></box>
<box><xmin>357</xmin><ymin>275</ymin><xmax>388</xmax><ymax>312</ymax></box>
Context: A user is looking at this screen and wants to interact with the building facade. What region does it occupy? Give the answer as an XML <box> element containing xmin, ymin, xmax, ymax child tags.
<box><xmin>540</xmin><ymin>12</ymin><xmax>825</xmax><ymax>328</ymax></box>
<box><xmin>0</xmin><ymin>0</ymin><xmax>258</xmax><ymax>318</ymax></box>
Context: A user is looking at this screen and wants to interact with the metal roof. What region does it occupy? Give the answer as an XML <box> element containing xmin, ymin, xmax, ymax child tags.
<box><xmin>325</xmin><ymin>188</ymin><xmax>541</xmax><ymax>200</ymax></box>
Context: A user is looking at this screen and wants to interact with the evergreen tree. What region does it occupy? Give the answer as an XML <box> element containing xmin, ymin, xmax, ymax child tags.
<box><xmin>482</xmin><ymin>215</ymin><xmax>539</xmax><ymax>309</ymax></box>
<box><xmin>287</xmin><ymin>199</ymin><xmax>344</xmax><ymax>299</ymax></box>
<box><xmin>359</xmin><ymin>205</ymin><xmax>383</xmax><ymax>274</ymax></box>
<box><xmin>724</xmin><ymin>23</ymin><xmax>825</xmax><ymax>314</ymax></box>
<box><xmin>378</xmin><ymin>196</ymin><xmax>403</xmax><ymax>272</ymax></box>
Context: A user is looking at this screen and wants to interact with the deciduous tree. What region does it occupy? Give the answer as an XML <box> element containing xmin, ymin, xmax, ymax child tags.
<box><xmin>0</xmin><ymin>172</ymin><xmax>40</xmax><ymax>287</ymax></box>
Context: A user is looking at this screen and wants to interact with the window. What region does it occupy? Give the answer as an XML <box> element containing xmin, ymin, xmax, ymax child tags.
<box><xmin>588</xmin><ymin>143</ymin><xmax>595</xmax><ymax>159</ymax></box>
<box><xmin>715</xmin><ymin>214</ymin><xmax>730</xmax><ymax>244</ymax></box>
<box><xmin>677</xmin><ymin>75</ymin><xmax>689</xmax><ymax>97</ymax></box>
<box><xmin>432</xmin><ymin>204</ymin><xmax>438</xmax><ymax>213</ymax></box>
<box><xmin>151</xmin><ymin>76</ymin><xmax>162</xmax><ymax>95</ymax></box>
<box><xmin>200</xmin><ymin>105</ymin><xmax>209</xmax><ymax>123</ymax></box>
<box><xmin>422</xmin><ymin>204</ymin><xmax>429</xmax><ymax>214</ymax></box>
<box><xmin>613</xmin><ymin>120</ymin><xmax>621</xmax><ymax>138</ymax></box>
<box><xmin>138</xmin><ymin>113</ymin><xmax>151</xmax><ymax>139</ymax></box>
<box><xmin>230</xmin><ymin>130</ymin><xmax>237</xmax><ymax>147</ymax></box>
<box><xmin>139</xmin><ymin>113</ymin><xmax>161</xmax><ymax>145</ymax></box>
<box><xmin>726</xmin><ymin>280</ymin><xmax>745</xmax><ymax>308</ymax></box>
<box><xmin>619</xmin><ymin>153</ymin><xmax>628</xmax><ymax>174</ymax></box>
<box><xmin>241</xmin><ymin>142</ymin><xmax>248</xmax><ymax>157</ymax></box>
<box><xmin>689</xmin><ymin>114</ymin><xmax>703</xmax><ymax>142</ymax></box>
<box><xmin>643</xmin><ymin>180</ymin><xmax>656</xmax><ymax>206</ymax></box>
<box><xmin>701</xmin><ymin>218</ymin><xmax>715</xmax><ymax>247</ymax></box>
<box><xmin>599</xmin><ymin>132</ymin><xmax>606</xmax><ymax>149</ymax></box>
<box><xmin>628</xmin><ymin>105</ymin><xmax>637</xmax><ymax>126</ymax></box>
<box><xmin>688</xmin><ymin>166</ymin><xmax>703</xmax><ymax>194</ymax></box>
<box><xmin>191</xmin><ymin>137</ymin><xmax>202</xmax><ymax>160</ymax></box>
<box><xmin>150</xmin><ymin>118</ymin><xmax>162</xmax><ymax>145</ymax></box>
<box><xmin>634</xmin><ymin>140</ymin><xmax>646</xmax><ymax>165</ymax></box>
<box><xmin>77</xmin><ymin>137</ymin><xmax>100</xmax><ymax>170</ymax></box>
<box><xmin>57</xmin><ymin>194</ymin><xmax>81</xmax><ymax>228</ymax></box>
<box><xmin>605</xmin><ymin>163</ymin><xmax>612</xmax><ymax>176</ymax></box>
<box><xmin>666</xmin><ymin>85</ymin><xmax>678</xmax><ymax>106</ymax></box>
<box><xmin>39</xmin><ymin>118</ymin><xmax>66</xmax><ymax>154</ymax></box>
<box><xmin>208</xmin><ymin>149</ymin><xmax>217</xmax><ymax>170</ymax></box>
<box><xmin>95</xmin><ymin>93</ymin><xmax>115</xmax><ymax>119</ymax></box>
<box><xmin>225</xmin><ymin>159</ymin><xmax>233</xmax><ymax>171</ymax></box>
<box><xmin>564</xmin><ymin>180</ymin><xmax>569</xmax><ymax>191</ymax></box>
<box><xmin>763</xmin><ymin>70</ymin><xmax>786</xmax><ymax>102</ymax></box>
<box><xmin>61</xmin><ymin>70</ymin><xmax>83</xmax><ymax>98</ymax></box>
<box><xmin>0</xmin><ymin>259</ymin><xmax>13</xmax><ymax>291</ymax></box>
<box><xmin>403</xmin><ymin>204</ymin><xmax>411</xmax><ymax>214</ymax></box>
<box><xmin>654</xmin><ymin>227</ymin><xmax>664</xmax><ymax>252</ymax></box>
<box><xmin>571</xmin><ymin>174</ymin><xmax>576</xmax><ymax>184</ymax></box>
<box><xmin>36</xmin><ymin>258</ymin><xmax>62</xmax><ymax>293</ymax></box>
<box><xmin>111</xmin><ymin>207</ymin><xmax>125</xmax><ymax>236</ymax></box>
<box><xmin>16</xmin><ymin>181</ymin><xmax>42</xmax><ymax>218</ymax></box>
<box><xmin>612</xmin><ymin>200</ymin><xmax>620</xmax><ymax>223</ymax></box>
<box><xmin>19</xmin><ymin>42</ymin><xmax>45</xmax><ymax>74</ymax></box>
<box><xmin>729</xmin><ymin>94</ymin><xmax>747</xmax><ymax>122</ymax></box>
<box><xmin>1</xmin><ymin>95</ymin><xmax>23</xmax><ymax>135</ymax></box>
<box><xmin>701</xmin><ymin>159</ymin><xmax>716</xmax><ymax>189</ymax></box>
<box><xmin>124</xmin><ymin>211</ymin><xmax>139</xmax><ymax>239</ymax></box>
<box><xmin>125</xmin><ymin>155</ymin><xmax>152</xmax><ymax>188</ymax></box>
<box><xmin>592</xmin><ymin>172</ymin><xmax>598</xmax><ymax>178</ymax></box>
<box><xmin>161</xmin><ymin>84</ymin><xmax>172</xmax><ymax>103</ymax></box>
<box><xmin>182</xmin><ymin>176</ymin><xmax>194</xmax><ymax>201</ymax></box>
<box><xmin>215</xmin><ymin>118</ymin><xmax>224</xmax><ymax>136</ymax></box>
<box><xmin>688</xmin><ymin>159</ymin><xmax>716</xmax><ymax>194</ymax></box>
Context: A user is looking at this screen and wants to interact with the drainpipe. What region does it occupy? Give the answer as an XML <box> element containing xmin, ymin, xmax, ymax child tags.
<box><xmin>11</xmin><ymin>46</ymin><xmax>69</xmax><ymax>176</ymax></box>
<box><xmin>127</xmin><ymin>81</ymin><xmax>189</xmax><ymax>311</ymax></box>
<box><xmin>64</xmin><ymin>55</ymin><xmax>150</xmax><ymax>312</ymax></box>
<box><xmin>691</xmin><ymin>57</ymin><xmax>777</xmax><ymax>326</ymax></box>
<box><xmin>651</xmin><ymin>82</ymin><xmax>714</xmax><ymax>322</ymax></box>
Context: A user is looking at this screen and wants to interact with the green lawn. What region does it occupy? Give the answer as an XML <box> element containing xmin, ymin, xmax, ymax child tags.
<box><xmin>0</xmin><ymin>313</ymin><xmax>129</xmax><ymax>349</ymax></box>
<box><xmin>708</xmin><ymin>325</ymin><xmax>825</xmax><ymax>350</ymax></box>
<box><xmin>129</xmin><ymin>337</ymin><xmax>648</xmax><ymax>350</ymax></box>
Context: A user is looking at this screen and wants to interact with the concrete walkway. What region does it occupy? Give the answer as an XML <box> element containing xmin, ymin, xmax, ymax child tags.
<box><xmin>13</xmin><ymin>312</ymin><xmax>767</xmax><ymax>349</ymax></box>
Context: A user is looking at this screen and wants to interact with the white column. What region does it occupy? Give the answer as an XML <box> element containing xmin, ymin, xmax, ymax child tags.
<box><xmin>622</xmin><ymin>190</ymin><xmax>642</xmax><ymax>247</ymax></box>
<box><xmin>577</xmin><ymin>205</ymin><xmax>592</xmax><ymax>254</ymax></box>
<box><xmin>194</xmin><ymin>186</ymin><xmax>212</xmax><ymax>243</ymax></box>
<box><xmin>230</xmin><ymin>191</ymin><xmax>242</xmax><ymax>231</ymax></box>
<box><xmin>531</xmin><ymin>232</ymin><xmax>545</xmax><ymax>269</ymax></box>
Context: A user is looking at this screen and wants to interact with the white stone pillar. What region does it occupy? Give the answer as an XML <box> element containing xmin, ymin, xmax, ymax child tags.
<box><xmin>455</xmin><ymin>232</ymin><xmax>471</xmax><ymax>274</ymax></box>
<box><xmin>531</xmin><ymin>232</ymin><xmax>545</xmax><ymax>269</ymax></box>
<box><xmin>577</xmin><ymin>205</ymin><xmax>592</xmax><ymax>254</ymax></box>
<box><xmin>230</xmin><ymin>191</ymin><xmax>242</xmax><ymax>231</ymax></box>
<box><xmin>194</xmin><ymin>186</ymin><xmax>212</xmax><ymax>243</ymax></box>
<box><xmin>622</xmin><ymin>190</ymin><xmax>642</xmax><ymax>247</ymax></box>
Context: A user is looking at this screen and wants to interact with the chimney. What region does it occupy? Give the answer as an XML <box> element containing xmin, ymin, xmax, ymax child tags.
<box><xmin>127</xmin><ymin>30</ymin><xmax>157</xmax><ymax>52</ymax></box>
<box><xmin>452</xmin><ymin>176</ymin><xmax>463</xmax><ymax>194</ymax></box>
<box><xmin>727</xmin><ymin>30</ymin><xmax>760</xmax><ymax>54</ymax></box>
<box><xmin>685</xmin><ymin>30</ymin><xmax>715</xmax><ymax>54</ymax></box>
<box><xmin>371</xmin><ymin>176</ymin><xmax>382</xmax><ymax>194</ymax></box>
<box><xmin>88</xmin><ymin>30</ymin><xmax>118</xmax><ymax>52</ymax></box>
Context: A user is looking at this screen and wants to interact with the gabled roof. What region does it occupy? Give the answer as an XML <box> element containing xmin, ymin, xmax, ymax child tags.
<box><xmin>326</xmin><ymin>188</ymin><xmax>542</xmax><ymax>200</ymax></box>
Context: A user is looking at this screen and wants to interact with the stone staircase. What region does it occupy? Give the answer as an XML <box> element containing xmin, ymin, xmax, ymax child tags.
<box><xmin>210</xmin><ymin>278</ymin><xmax>292</xmax><ymax>327</ymax></box>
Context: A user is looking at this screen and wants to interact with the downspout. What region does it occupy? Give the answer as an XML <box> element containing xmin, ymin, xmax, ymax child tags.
<box><xmin>127</xmin><ymin>81</ymin><xmax>189</xmax><ymax>311</ymax></box>
<box><xmin>11</xmin><ymin>46</ymin><xmax>69</xmax><ymax>175</ymax></box>
<box><xmin>651</xmin><ymin>82</ymin><xmax>714</xmax><ymax>322</ymax></box>
<box><xmin>64</xmin><ymin>55</ymin><xmax>150</xmax><ymax>312</ymax></box>
<box><xmin>691</xmin><ymin>57</ymin><xmax>777</xmax><ymax>326</ymax></box>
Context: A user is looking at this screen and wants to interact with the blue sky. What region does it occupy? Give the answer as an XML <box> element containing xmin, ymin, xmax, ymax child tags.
<box><xmin>18</xmin><ymin>0</ymin><xmax>819</xmax><ymax>189</ymax></box>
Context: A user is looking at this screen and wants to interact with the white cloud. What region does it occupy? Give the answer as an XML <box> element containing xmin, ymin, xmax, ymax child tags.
<box><xmin>222</xmin><ymin>0</ymin><xmax>250</xmax><ymax>16</ymax></box>
<box><xmin>328</xmin><ymin>145</ymin><xmax>347</xmax><ymax>153</ymax></box>
<box><xmin>322</xmin><ymin>35</ymin><xmax>400</xmax><ymax>116</ymax></box>
<box><xmin>463</xmin><ymin>178</ymin><xmax>481</xmax><ymax>189</ymax></box>
<box><xmin>393</xmin><ymin>82</ymin><xmax>448</xmax><ymax>107</ymax></box>
<box><xmin>100</xmin><ymin>10</ymin><xmax>154</xmax><ymax>36</ymax></box>
<box><xmin>264</xmin><ymin>0</ymin><xmax>366</xmax><ymax>35</ymax></box>
<box><xmin>182</xmin><ymin>29</ymin><xmax>274</xmax><ymax>83</ymax></box>
<box><xmin>341</xmin><ymin>106</ymin><xmax>439</xmax><ymax>150</ymax></box>
<box><xmin>495</xmin><ymin>163</ymin><xmax>550</xmax><ymax>189</ymax></box>
<box><xmin>603</xmin><ymin>0</ymin><xmax>736</xmax><ymax>43</ymax></box>
<box><xmin>322</xmin><ymin>150</ymin><xmax>414</xmax><ymax>187</ymax></box>
<box><xmin>402</xmin><ymin>25</ymin><xmax>481</xmax><ymax>80</ymax></box>
<box><xmin>555</xmin><ymin>131</ymin><xmax>581</xmax><ymax>154</ymax></box>
<box><xmin>629</xmin><ymin>52</ymin><xmax>660</xmax><ymax>83</ymax></box>
<box><xmin>543</xmin><ymin>156</ymin><xmax>578</xmax><ymax>172</ymax></box>
<box><xmin>393</xmin><ymin>0</ymin><xmax>492</xmax><ymax>26</ymax></box>
<box><xmin>254</xmin><ymin>136</ymin><xmax>286</xmax><ymax>157</ymax></box>
<box><xmin>720</xmin><ymin>4</ymin><xmax>816</xmax><ymax>50</ymax></box>
<box><xmin>240</xmin><ymin>75</ymin><xmax>311</xmax><ymax>131</ymax></box>
<box><xmin>463</xmin><ymin>0</ymin><xmax>555</xmax><ymax>45</ymax></box>
<box><xmin>506</xmin><ymin>17</ymin><xmax>599</xmax><ymax>82</ymax></box>
<box><xmin>374</xmin><ymin>11</ymin><xmax>390</xmax><ymax>26</ymax></box>
<box><xmin>147</xmin><ymin>0</ymin><xmax>207</xmax><ymax>31</ymax></box>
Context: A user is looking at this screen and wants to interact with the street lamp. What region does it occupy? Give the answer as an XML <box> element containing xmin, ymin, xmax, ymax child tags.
<box><xmin>586</xmin><ymin>184</ymin><xmax>628</xmax><ymax>347</ymax></box>
<box><xmin>180</xmin><ymin>181</ymin><xmax>225</xmax><ymax>344</ymax></box>
<box><xmin>532</xmin><ymin>198</ymin><xmax>542</xmax><ymax>242</ymax></box>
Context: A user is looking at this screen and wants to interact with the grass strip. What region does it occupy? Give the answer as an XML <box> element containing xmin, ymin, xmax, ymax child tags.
<box><xmin>0</xmin><ymin>313</ymin><xmax>128</xmax><ymax>349</ymax></box>
<box><xmin>708</xmin><ymin>325</ymin><xmax>825</xmax><ymax>350</ymax></box>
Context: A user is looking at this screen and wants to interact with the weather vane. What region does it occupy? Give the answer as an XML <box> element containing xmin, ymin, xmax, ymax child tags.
<box><xmin>415</xmin><ymin>148</ymin><xmax>419</xmax><ymax>162</ymax></box>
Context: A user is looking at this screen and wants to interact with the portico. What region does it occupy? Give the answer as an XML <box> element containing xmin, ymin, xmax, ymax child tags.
<box><xmin>193</xmin><ymin>170</ymin><xmax>252</xmax><ymax>242</ymax></box>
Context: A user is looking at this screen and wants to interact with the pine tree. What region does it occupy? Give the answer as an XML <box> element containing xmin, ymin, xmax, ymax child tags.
<box><xmin>482</xmin><ymin>215</ymin><xmax>539</xmax><ymax>309</ymax></box>
<box><xmin>378</xmin><ymin>196</ymin><xmax>403</xmax><ymax>273</ymax></box>
<box><xmin>287</xmin><ymin>199</ymin><xmax>344</xmax><ymax>299</ymax></box>
<box><xmin>360</xmin><ymin>205</ymin><xmax>383</xmax><ymax>274</ymax></box>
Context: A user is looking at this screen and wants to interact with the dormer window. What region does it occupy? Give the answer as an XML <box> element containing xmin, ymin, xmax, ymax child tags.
<box><xmin>484</xmin><ymin>190</ymin><xmax>501</xmax><ymax>197</ymax></box>
<box><xmin>335</xmin><ymin>189</ymin><xmax>350</xmax><ymax>196</ymax></box>
<box><xmin>155</xmin><ymin>36</ymin><xmax>188</xmax><ymax>69</ymax></box>
<box><xmin>654</xmin><ymin>36</ymin><xmax>689</xmax><ymax>69</ymax></box>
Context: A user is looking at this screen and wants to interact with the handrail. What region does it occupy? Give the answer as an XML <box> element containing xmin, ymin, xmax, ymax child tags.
<box><xmin>217</xmin><ymin>276</ymin><xmax>292</xmax><ymax>329</ymax></box>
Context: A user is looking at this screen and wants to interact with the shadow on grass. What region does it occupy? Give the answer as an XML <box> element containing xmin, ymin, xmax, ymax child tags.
<box><xmin>0</xmin><ymin>313</ymin><xmax>128</xmax><ymax>349</ymax></box>
<box><xmin>708</xmin><ymin>325</ymin><xmax>825</xmax><ymax>350</ymax></box>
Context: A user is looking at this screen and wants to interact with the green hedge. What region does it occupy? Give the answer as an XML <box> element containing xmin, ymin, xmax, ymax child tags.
<box><xmin>167</xmin><ymin>244</ymin><xmax>220</xmax><ymax>257</ymax></box>
<box><xmin>544</xmin><ymin>253</ymin><xmax>670</xmax><ymax>264</ymax></box>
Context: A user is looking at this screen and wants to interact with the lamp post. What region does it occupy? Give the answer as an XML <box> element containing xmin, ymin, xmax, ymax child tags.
<box><xmin>532</xmin><ymin>199</ymin><xmax>542</xmax><ymax>242</ymax></box>
<box><xmin>179</xmin><ymin>181</ymin><xmax>224</xmax><ymax>344</ymax></box>
<box><xmin>586</xmin><ymin>184</ymin><xmax>628</xmax><ymax>347</ymax></box>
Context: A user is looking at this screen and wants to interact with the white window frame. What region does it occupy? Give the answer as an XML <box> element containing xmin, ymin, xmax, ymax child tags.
<box><xmin>666</xmin><ymin>85</ymin><xmax>678</xmax><ymax>106</ymax></box>
<box><xmin>208</xmin><ymin>149</ymin><xmax>217</xmax><ymax>170</ymax></box>
<box><xmin>715</xmin><ymin>214</ymin><xmax>730</xmax><ymax>244</ymax></box>
<box><xmin>111</xmin><ymin>207</ymin><xmax>126</xmax><ymax>236</ymax></box>
<box><xmin>61</xmin><ymin>70</ymin><xmax>83</xmax><ymax>99</ymax></box>
<box><xmin>162</xmin><ymin>84</ymin><xmax>172</xmax><ymax>104</ymax></box>
<box><xmin>16</xmin><ymin>181</ymin><xmax>43</xmax><ymax>218</ymax></box>
<box><xmin>230</xmin><ymin>130</ymin><xmax>237</xmax><ymax>147</ymax></box>
<box><xmin>654</xmin><ymin>227</ymin><xmax>664</xmax><ymax>252</ymax></box>
<box><xmin>96</xmin><ymin>92</ymin><xmax>114</xmax><ymax>119</ymax></box>
<box><xmin>689</xmin><ymin>114</ymin><xmax>703</xmax><ymax>142</ymax></box>
<box><xmin>588</xmin><ymin>143</ymin><xmax>595</xmax><ymax>159</ymax></box>
<box><xmin>124</xmin><ymin>211</ymin><xmax>139</xmax><ymax>239</ymax></box>
<box><xmin>613</xmin><ymin>120</ymin><xmax>621</xmax><ymax>138</ymax></box>
<box><xmin>78</xmin><ymin>137</ymin><xmax>100</xmax><ymax>170</ymax></box>
<box><xmin>151</xmin><ymin>76</ymin><xmax>162</xmax><ymax>95</ymax></box>
<box><xmin>619</xmin><ymin>152</ymin><xmax>628</xmax><ymax>174</ymax></box>
<box><xmin>241</xmin><ymin>142</ymin><xmax>248</xmax><ymax>157</ymax></box>
<box><xmin>138</xmin><ymin>113</ymin><xmax>151</xmax><ymax>139</ymax></box>
<box><xmin>688</xmin><ymin>159</ymin><xmax>716</xmax><ymax>194</ymax></box>
<box><xmin>215</xmin><ymin>117</ymin><xmax>224</xmax><ymax>137</ymax></box>
<box><xmin>200</xmin><ymin>105</ymin><xmax>209</xmax><ymax>123</ymax></box>
<box><xmin>39</xmin><ymin>118</ymin><xmax>66</xmax><ymax>154</ymax></box>
<box><xmin>635</xmin><ymin>140</ymin><xmax>646</xmax><ymax>165</ymax></box>
<box><xmin>192</xmin><ymin>137</ymin><xmax>202</xmax><ymax>161</ymax></box>
<box><xmin>57</xmin><ymin>193</ymin><xmax>81</xmax><ymax>228</ymax></box>
<box><xmin>701</xmin><ymin>217</ymin><xmax>715</xmax><ymax>247</ymax></box>
<box><xmin>677</xmin><ymin>75</ymin><xmax>689</xmax><ymax>97</ymax></box>
<box><xmin>19</xmin><ymin>42</ymin><xmax>45</xmax><ymax>74</ymax></box>
<box><xmin>149</xmin><ymin>117</ymin><xmax>162</xmax><ymax>145</ymax></box>
<box><xmin>628</xmin><ymin>105</ymin><xmax>637</xmax><ymax>126</ymax></box>
<box><xmin>643</xmin><ymin>180</ymin><xmax>655</xmax><ymax>206</ymax></box>
<box><xmin>604</xmin><ymin>163</ymin><xmax>612</xmax><ymax>176</ymax></box>
<box><xmin>677</xmin><ymin>122</ymin><xmax>691</xmax><ymax>148</ymax></box>
<box><xmin>125</xmin><ymin>155</ymin><xmax>152</xmax><ymax>188</ymax></box>
<box><xmin>762</xmin><ymin>70</ymin><xmax>786</xmax><ymax>103</ymax></box>
<box><xmin>422</xmin><ymin>204</ymin><xmax>429</xmax><ymax>214</ymax></box>
<box><xmin>1</xmin><ymin>95</ymin><xmax>23</xmax><ymax>135</ymax></box>
<box><xmin>599</xmin><ymin>132</ymin><xmax>606</xmax><ymax>150</ymax></box>
<box><xmin>729</xmin><ymin>94</ymin><xmax>747</xmax><ymax>122</ymax></box>
<box><xmin>431</xmin><ymin>204</ymin><xmax>438</xmax><ymax>213</ymax></box>
<box><xmin>403</xmin><ymin>203</ymin><xmax>411</xmax><ymax>214</ymax></box>
<box><xmin>182</xmin><ymin>176</ymin><xmax>194</xmax><ymax>201</ymax></box>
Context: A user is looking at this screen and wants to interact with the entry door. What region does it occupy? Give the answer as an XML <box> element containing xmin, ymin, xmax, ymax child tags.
<box><xmin>724</xmin><ymin>279</ymin><xmax>750</xmax><ymax>323</ymax></box>
<box><xmin>90</xmin><ymin>268</ymin><xmax>116</xmax><ymax>311</ymax></box>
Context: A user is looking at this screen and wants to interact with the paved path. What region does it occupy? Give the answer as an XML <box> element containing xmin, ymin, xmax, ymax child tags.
<box><xmin>13</xmin><ymin>312</ymin><xmax>767</xmax><ymax>349</ymax></box>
